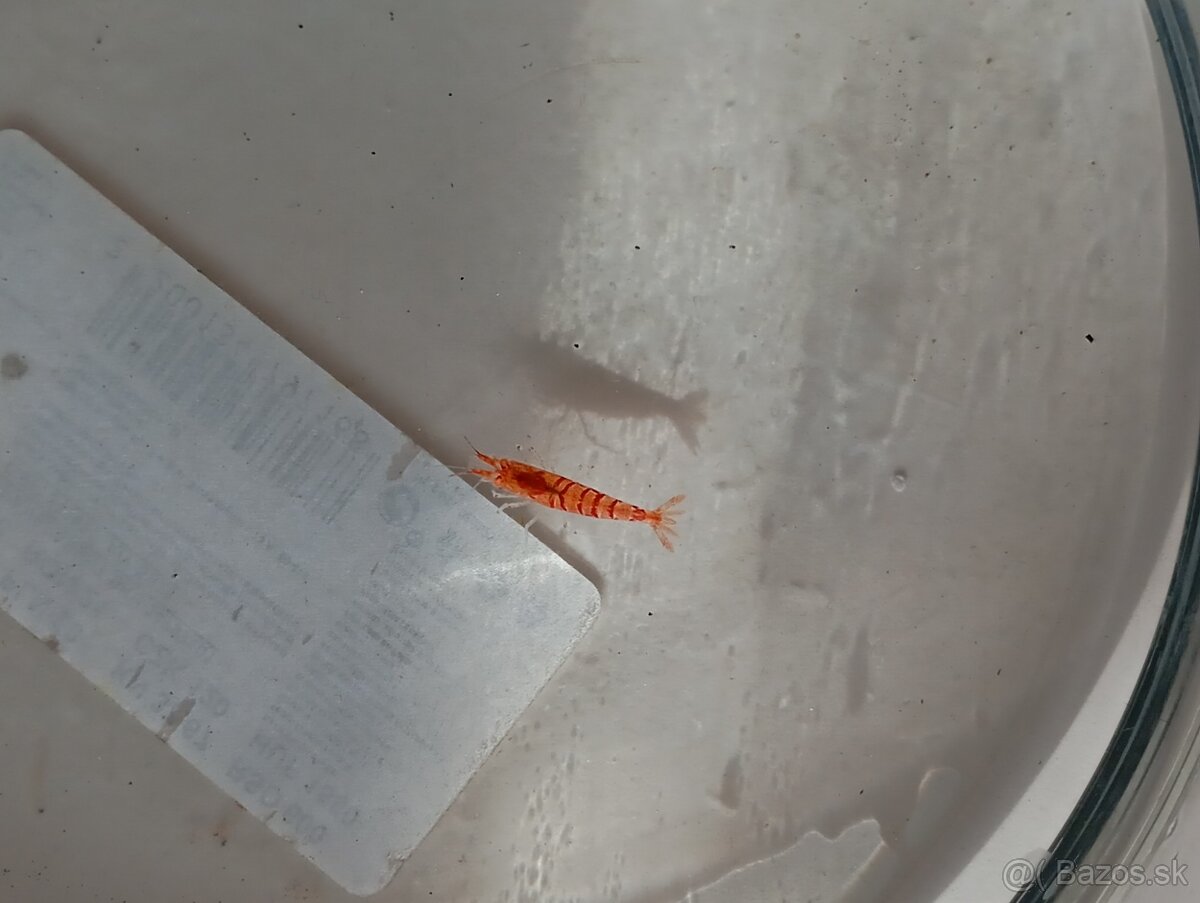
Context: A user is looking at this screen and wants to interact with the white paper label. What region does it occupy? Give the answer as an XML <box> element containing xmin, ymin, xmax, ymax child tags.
<box><xmin>0</xmin><ymin>129</ymin><xmax>598</xmax><ymax>895</ymax></box>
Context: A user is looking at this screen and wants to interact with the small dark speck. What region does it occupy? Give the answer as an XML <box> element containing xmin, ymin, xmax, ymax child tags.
<box><xmin>1</xmin><ymin>353</ymin><xmax>28</xmax><ymax>380</ymax></box>
<box><xmin>634</xmin><ymin>245</ymin><xmax>641</xmax><ymax>250</ymax></box>
<box><xmin>924</xmin><ymin>172</ymin><xmax>930</xmax><ymax>177</ymax></box>
<box><xmin>371</xmin><ymin>151</ymin><xmax>377</xmax><ymax>156</ymax></box>
<box><xmin>1090</xmin><ymin>160</ymin><xmax>1096</xmax><ymax>166</ymax></box>
<box><xmin>297</xmin><ymin>23</ymin><xmax>304</xmax><ymax>28</ymax></box>
<box><xmin>37</xmin><ymin>808</ymin><xmax>44</xmax><ymax>815</ymax></box>
<box><xmin>389</xmin><ymin>11</ymin><xmax>395</xmax><ymax>20</ymax></box>
<box><xmin>172</xmin><ymin>573</ymin><xmax>178</xmax><ymax>579</ymax></box>
<box><xmin>1085</xmin><ymin>334</ymin><xmax>1094</xmax><ymax>343</ymax></box>
<box><xmin>986</xmin><ymin>56</ymin><xmax>993</xmax><ymax>63</ymax></box>
<box><xmin>573</xmin><ymin>343</ymin><xmax>580</xmax><ymax>348</ymax></box>
<box><xmin>546</xmin><ymin>98</ymin><xmax>553</xmax><ymax>103</ymax></box>
<box><xmin>729</xmin><ymin>244</ymin><xmax>737</xmax><ymax>249</ymax></box>
<box><xmin>859</xmin><ymin>788</ymin><xmax>864</xmax><ymax>794</ymax></box>
<box><xmin>647</xmin><ymin>612</ymin><xmax>653</xmax><ymax>616</ymax></box>
<box><xmin>459</xmin><ymin>276</ymin><xmax>465</xmax><ymax>281</ymax></box>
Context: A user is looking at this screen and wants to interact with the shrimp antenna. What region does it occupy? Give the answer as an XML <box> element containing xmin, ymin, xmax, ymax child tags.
<box><xmin>463</xmin><ymin>435</ymin><xmax>484</xmax><ymax>456</ymax></box>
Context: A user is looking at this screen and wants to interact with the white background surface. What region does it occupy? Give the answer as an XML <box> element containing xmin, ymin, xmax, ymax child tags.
<box><xmin>0</xmin><ymin>1</ymin><xmax>1190</xmax><ymax>901</ymax></box>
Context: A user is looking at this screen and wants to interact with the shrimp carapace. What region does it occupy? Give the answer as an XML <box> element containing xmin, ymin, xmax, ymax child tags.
<box><xmin>465</xmin><ymin>444</ymin><xmax>684</xmax><ymax>551</ymax></box>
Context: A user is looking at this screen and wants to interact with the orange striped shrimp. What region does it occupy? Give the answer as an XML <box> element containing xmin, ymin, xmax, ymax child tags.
<box><xmin>462</xmin><ymin>443</ymin><xmax>684</xmax><ymax>551</ymax></box>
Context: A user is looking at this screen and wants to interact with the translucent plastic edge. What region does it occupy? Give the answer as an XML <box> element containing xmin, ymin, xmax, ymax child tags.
<box><xmin>1006</xmin><ymin>6</ymin><xmax>1200</xmax><ymax>898</ymax></box>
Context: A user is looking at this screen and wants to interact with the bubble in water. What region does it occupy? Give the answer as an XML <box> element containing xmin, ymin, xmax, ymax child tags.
<box><xmin>891</xmin><ymin>469</ymin><xmax>907</xmax><ymax>492</ymax></box>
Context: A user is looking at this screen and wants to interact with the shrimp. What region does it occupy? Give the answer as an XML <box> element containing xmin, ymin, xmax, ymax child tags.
<box><xmin>462</xmin><ymin>442</ymin><xmax>685</xmax><ymax>551</ymax></box>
